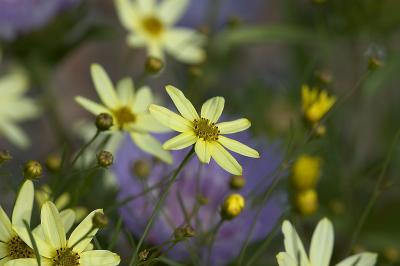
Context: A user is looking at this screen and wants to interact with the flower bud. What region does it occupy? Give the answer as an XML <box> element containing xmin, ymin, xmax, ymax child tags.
<box><xmin>92</xmin><ymin>212</ymin><xmax>108</xmax><ymax>228</ymax></box>
<box><xmin>23</xmin><ymin>160</ymin><xmax>43</xmax><ymax>180</ymax></box>
<box><xmin>131</xmin><ymin>160</ymin><xmax>151</xmax><ymax>179</ymax></box>
<box><xmin>368</xmin><ymin>56</ymin><xmax>383</xmax><ymax>70</ymax></box>
<box><xmin>229</xmin><ymin>175</ymin><xmax>246</xmax><ymax>190</ymax></box>
<box><xmin>139</xmin><ymin>250</ymin><xmax>149</xmax><ymax>261</ymax></box>
<box><xmin>174</xmin><ymin>225</ymin><xmax>195</xmax><ymax>241</ymax></box>
<box><xmin>313</xmin><ymin>124</ymin><xmax>326</xmax><ymax>138</ymax></box>
<box><xmin>45</xmin><ymin>154</ymin><xmax>61</xmax><ymax>173</ymax></box>
<box><xmin>0</xmin><ymin>150</ymin><xmax>12</xmax><ymax>164</ymax></box>
<box><xmin>196</xmin><ymin>194</ymin><xmax>209</xmax><ymax>205</ymax></box>
<box><xmin>97</xmin><ymin>151</ymin><xmax>113</xmax><ymax>168</ymax></box>
<box><xmin>295</xmin><ymin>189</ymin><xmax>318</xmax><ymax>216</ymax></box>
<box><xmin>384</xmin><ymin>246</ymin><xmax>399</xmax><ymax>263</ymax></box>
<box><xmin>220</xmin><ymin>193</ymin><xmax>245</xmax><ymax>220</ymax></box>
<box><xmin>95</xmin><ymin>113</ymin><xmax>114</xmax><ymax>131</ymax></box>
<box><xmin>291</xmin><ymin>155</ymin><xmax>321</xmax><ymax>191</ymax></box>
<box><xmin>145</xmin><ymin>56</ymin><xmax>164</xmax><ymax>75</ymax></box>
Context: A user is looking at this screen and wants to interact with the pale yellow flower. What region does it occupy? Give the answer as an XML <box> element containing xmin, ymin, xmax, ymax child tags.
<box><xmin>149</xmin><ymin>85</ymin><xmax>260</xmax><ymax>175</ymax></box>
<box><xmin>115</xmin><ymin>0</ymin><xmax>205</xmax><ymax>64</ymax></box>
<box><xmin>302</xmin><ymin>85</ymin><xmax>336</xmax><ymax>124</ymax></box>
<box><xmin>277</xmin><ymin>218</ymin><xmax>377</xmax><ymax>266</ymax></box>
<box><xmin>75</xmin><ymin>63</ymin><xmax>172</xmax><ymax>164</ymax></box>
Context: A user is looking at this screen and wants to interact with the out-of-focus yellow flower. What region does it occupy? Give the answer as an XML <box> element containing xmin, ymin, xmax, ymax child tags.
<box><xmin>384</xmin><ymin>246</ymin><xmax>399</xmax><ymax>263</ymax></box>
<box><xmin>301</xmin><ymin>85</ymin><xmax>336</xmax><ymax>124</ymax></box>
<box><xmin>291</xmin><ymin>154</ymin><xmax>321</xmax><ymax>191</ymax></box>
<box><xmin>220</xmin><ymin>193</ymin><xmax>245</xmax><ymax>220</ymax></box>
<box><xmin>114</xmin><ymin>0</ymin><xmax>205</xmax><ymax>64</ymax></box>
<box><xmin>295</xmin><ymin>189</ymin><xmax>318</xmax><ymax>216</ymax></box>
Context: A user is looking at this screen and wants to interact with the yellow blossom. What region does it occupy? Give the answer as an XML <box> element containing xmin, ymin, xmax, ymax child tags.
<box><xmin>291</xmin><ymin>154</ymin><xmax>321</xmax><ymax>191</ymax></box>
<box><xmin>302</xmin><ymin>85</ymin><xmax>336</xmax><ymax>124</ymax></box>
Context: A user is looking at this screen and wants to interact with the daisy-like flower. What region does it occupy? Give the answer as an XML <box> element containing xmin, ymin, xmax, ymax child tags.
<box><xmin>301</xmin><ymin>85</ymin><xmax>336</xmax><ymax>124</ymax></box>
<box><xmin>114</xmin><ymin>0</ymin><xmax>206</xmax><ymax>64</ymax></box>
<box><xmin>8</xmin><ymin>201</ymin><xmax>120</xmax><ymax>266</ymax></box>
<box><xmin>276</xmin><ymin>218</ymin><xmax>377</xmax><ymax>266</ymax></box>
<box><xmin>149</xmin><ymin>85</ymin><xmax>260</xmax><ymax>175</ymax></box>
<box><xmin>75</xmin><ymin>63</ymin><xmax>172</xmax><ymax>164</ymax></box>
<box><xmin>0</xmin><ymin>70</ymin><xmax>40</xmax><ymax>148</ymax></box>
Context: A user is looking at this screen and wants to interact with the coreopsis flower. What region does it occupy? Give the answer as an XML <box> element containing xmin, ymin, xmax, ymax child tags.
<box><xmin>75</xmin><ymin>63</ymin><xmax>172</xmax><ymax>164</ymax></box>
<box><xmin>114</xmin><ymin>0</ymin><xmax>206</xmax><ymax>64</ymax></box>
<box><xmin>276</xmin><ymin>218</ymin><xmax>378</xmax><ymax>266</ymax></box>
<box><xmin>8</xmin><ymin>201</ymin><xmax>120</xmax><ymax>266</ymax></box>
<box><xmin>291</xmin><ymin>154</ymin><xmax>321</xmax><ymax>191</ymax></box>
<box><xmin>0</xmin><ymin>71</ymin><xmax>39</xmax><ymax>148</ymax></box>
<box><xmin>301</xmin><ymin>85</ymin><xmax>336</xmax><ymax>124</ymax></box>
<box><xmin>149</xmin><ymin>86</ymin><xmax>259</xmax><ymax>175</ymax></box>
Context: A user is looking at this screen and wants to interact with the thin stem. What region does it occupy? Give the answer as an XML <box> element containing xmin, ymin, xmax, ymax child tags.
<box><xmin>129</xmin><ymin>147</ymin><xmax>195</xmax><ymax>266</ymax></box>
<box><xmin>23</xmin><ymin>220</ymin><xmax>41</xmax><ymax>266</ymax></box>
<box><xmin>70</xmin><ymin>130</ymin><xmax>100</xmax><ymax>168</ymax></box>
<box><xmin>206</xmin><ymin>219</ymin><xmax>224</xmax><ymax>266</ymax></box>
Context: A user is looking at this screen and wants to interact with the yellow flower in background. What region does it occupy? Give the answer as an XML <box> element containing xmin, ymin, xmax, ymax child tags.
<box><xmin>302</xmin><ymin>85</ymin><xmax>336</xmax><ymax>124</ymax></box>
<box><xmin>8</xmin><ymin>202</ymin><xmax>120</xmax><ymax>266</ymax></box>
<box><xmin>115</xmin><ymin>0</ymin><xmax>206</xmax><ymax>64</ymax></box>
<box><xmin>291</xmin><ymin>154</ymin><xmax>321</xmax><ymax>191</ymax></box>
<box><xmin>0</xmin><ymin>70</ymin><xmax>40</xmax><ymax>149</ymax></box>
<box><xmin>75</xmin><ymin>63</ymin><xmax>172</xmax><ymax>164</ymax></box>
<box><xmin>276</xmin><ymin>218</ymin><xmax>378</xmax><ymax>266</ymax></box>
<box><xmin>150</xmin><ymin>86</ymin><xmax>260</xmax><ymax>175</ymax></box>
<box><xmin>295</xmin><ymin>189</ymin><xmax>318</xmax><ymax>216</ymax></box>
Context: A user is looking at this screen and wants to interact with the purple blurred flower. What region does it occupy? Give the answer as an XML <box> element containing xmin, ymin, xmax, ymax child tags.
<box><xmin>0</xmin><ymin>0</ymin><xmax>79</xmax><ymax>40</ymax></box>
<box><xmin>115</xmin><ymin>132</ymin><xmax>285</xmax><ymax>265</ymax></box>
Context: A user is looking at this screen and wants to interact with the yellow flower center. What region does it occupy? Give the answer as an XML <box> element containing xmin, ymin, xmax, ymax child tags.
<box><xmin>7</xmin><ymin>236</ymin><xmax>34</xmax><ymax>259</ymax></box>
<box><xmin>142</xmin><ymin>16</ymin><xmax>164</xmax><ymax>36</ymax></box>
<box><xmin>52</xmin><ymin>248</ymin><xmax>80</xmax><ymax>266</ymax></box>
<box><xmin>193</xmin><ymin>117</ymin><xmax>220</xmax><ymax>141</ymax></box>
<box><xmin>113</xmin><ymin>106</ymin><xmax>136</xmax><ymax>128</ymax></box>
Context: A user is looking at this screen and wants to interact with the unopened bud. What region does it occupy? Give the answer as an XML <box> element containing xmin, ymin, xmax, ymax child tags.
<box><xmin>313</xmin><ymin>124</ymin><xmax>326</xmax><ymax>137</ymax></box>
<box><xmin>139</xmin><ymin>250</ymin><xmax>149</xmax><ymax>261</ymax></box>
<box><xmin>95</xmin><ymin>113</ymin><xmax>114</xmax><ymax>131</ymax></box>
<box><xmin>97</xmin><ymin>151</ymin><xmax>113</xmax><ymax>168</ymax></box>
<box><xmin>92</xmin><ymin>212</ymin><xmax>108</xmax><ymax>228</ymax></box>
<box><xmin>132</xmin><ymin>160</ymin><xmax>151</xmax><ymax>179</ymax></box>
<box><xmin>145</xmin><ymin>56</ymin><xmax>164</xmax><ymax>75</ymax></box>
<box><xmin>368</xmin><ymin>56</ymin><xmax>383</xmax><ymax>70</ymax></box>
<box><xmin>314</xmin><ymin>70</ymin><xmax>332</xmax><ymax>86</ymax></box>
<box><xmin>220</xmin><ymin>193</ymin><xmax>245</xmax><ymax>220</ymax></box>
<box><xmin>229</xmin><ymin>175</ymin><xmax>246</xmax><ymax>190</ymax></box>
<box><xmin>0</xmin><ymin>150</ymin><xmax>12</xmax><ymax>164</ymax></box>
<box><xmin>23</xmin><ymin>160</ymin><xmax>43</xmax><ymax>180</ymax></box>
<box><xmin>45</xmin><ymin>154</ymin><xmax>61</xmax><ymax>173</ymax></box>
<box><xmin>174</xmin><ymin>225</ymin><xmax>195</xmax><ymax>241</ymax></box>
<box><xmin>295</xmin><ymin>189</ymin><xmax>318</xmax><ymax>216</ymax></box>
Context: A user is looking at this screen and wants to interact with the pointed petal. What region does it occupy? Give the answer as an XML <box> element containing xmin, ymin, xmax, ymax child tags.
<box><xmin>217</xmin><ymin>118</ymin><xmax>251</xmax><ymax>134</ymax></box>
<box><xmin>41</xmin><ymin>201</ymin><xmax>66</xmax><ymax>250</ymax></box>
<box><xmin>211</xmin><ymin>142</ymin><xmax>242</xmax><ymax>175</ymax></box>
<box><xmin>80</xmin><ymin>250</ymin><xmax>121</xmax><ymax>266</ymax></box>
<box><xmin>149</xmin><ymin>104</ymin><xmax>193</xmax><ymax>132</ymax></box>
<box><xmin>201</xmin><ymin>97</ymin><xmax>225</xmax><ymax>123</ymax></box>
<box><xmin>90</xmin><ymin>64</ymin><xmax>120</xmax><ymax>109</ymax></box>
<box><xmin>5</xmin><ymin>258</ymin><xmax>52</xmax><ymax>266</ymax></box>
<box><xmin>69</xmin><ymin>210</ymin><xmax>102</xmax><ymax>253</ymax></box>
<box><xmin>310</xmin><ymin>218</ymin><xmax>334</xmax><ymax>266</ymax></box>
<box><xmin>75</xmin><ymin>96</ymin><xmax>110</xmax><ymax>115</ymax></box>
<box><xmin>132</xmin><ymin>86</ymin><xmax>153</xmax><ymax>113</ymax></box>
<box><xmin>116</xmin><ymin>77</ymin><xmax>135</xmax><ymax>106</ymax></box>
<box><xmin>60</xmin><ymin>209</ymin><xmax>76</xmax><ymax>234</ymax></box>
<box><xmin>133</xmin><ymin>113</ymin><xmax>171</xmax><ymax>133</ymax></box>
<box><xmin>163</xmin><ymin>132</ymin><xmax>197</xmax><ymax>150</ymax></box>
<box><xmin>137</xmin><ymin>0</ymin><xmax>155</xmax><ymax>12</ymax></box>
<box><xmin>12</xmin><ymin>180</ymin><xmax>34</xmax><ymax>227</ymax></box>
<box><xmin>164</xmin><ymin>29</ymin><xmax>206</xmax><ymax>64</ymax></box>
<box><xmin>130</xmin><ymin>133</ymin><xmax>173</xmax><ymax>164</ymax></box>
<box><xmin>195</xmin><ymin>139</ymin><xmax>212</xmax><ymax>163</ymax></box>
<box><xmin>115</xmin><ymin>0</ymin><xmax>139</xmax><ymax>30</ymax></box>
<box><xmin>276</xmin><ymin>252</ymin><xmax>297</xmax><ymax>266</ymax></box>
<box><xmin>335</xmin><ymin>252</ymin><xmax>377</xmax><ymax>266</ymax></box>
<box><xmin>0</xmin><ymin>242</ymin><xmax>7</xmax><ymax>258</ymax></box>
<box><xmin>282</xmin><ymin>220</ymin><xmax>309</xmax><ymax>266</ymax></box>
<box><xmin>158</xmin><ymin>0</ymin><xmax>189</xmax><ymax>25</ymax></box>
<box><xmin>0</xmin><ymin>206</ymin><xmax>12</xmax><ymax>242</ymax></box>
<box><xmin>165</xmin><ymin>85</ymin><xmax>199</xmax><ymax>121</ymax></box>
<box><xmin>0</xmin><ymin>120</ymin><xmax>29</xmax><ymax>149</ymax></box>
<box><xmin>14</xmin><ymin>225</ymin><xmax>54</xmax><ymax>258</ymax></box>
<box><xmin>218</xmin><ymin>136</ymin><xmax>259</xmax><ymax>158</ymax></box>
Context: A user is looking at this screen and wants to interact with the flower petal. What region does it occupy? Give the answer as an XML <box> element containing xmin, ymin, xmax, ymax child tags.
<box><xmin>75</xmin><ymin>96</ymin><xmax>110</xmax><ymax>115</ymax></box>
<box><xmin>12</xmin><ymin>180</ymin><xmax>34</xmax><ymax>227</ymax></box>
<box><xmin>164</xmin><ymin>29</ymin><xmax>206</xmax><ymax>64</ymax></box>
<box><xmin>137</xmin><ymin>0</ymin><xmax>155</xmax><ymax>13</ymax></box>
<box><xmin>201</xmin><ymin>97</ymin><xmax>225</xmax><ymax>123</ymax></box>
<box><xmin>165</xmin><ymin>85</ymin><xmax>199</xmax><ymax>121</ymax></box>
<box><xmin>282</xmin><ymin>220</ymin><xmax>309</xmax><ymax>266</ymax></box>
<box><xmin>132</xmin><ymin>86</ymin><xmax>153</xmax><ymax>113</ymax></box>
<box><xmin>310</xmin><ymin>218</ymin><xmax>334</xmax><ymax>266</ymax></box>
<box><xmin>60</xmin><ymin>209</ymin><xmax>76</xmax><ymax>234</ymax></box>
<box><xmin>69</xmin><ymin>209</ymin><xmax>102</xmax><ymax>253</ymax></box>
<box><xmin>149</xmin><ymin>104</ymin><xmax>193</xmax><ymax>132</ymax></box>
<box><xmin>5</xmin><ymin>258</ymin><xmax>53</xmax><ymax>266</ymax></box>
<box><xmin>211</xmin><ymin>142</ymin><xmax>242</xmax><ymax>175</ymax></box>
<box><xmin>14</xmin><ymin>225</ymin><xmax>54</xmax><ymax>258</ymax></box>
<box><xmin>0</xmin><ymin>206</ymin><xmax>12</xmax><ymax>242</ymax></box>
<box><xmin>130</xmin><ymin>133</ymin><xmax>173</xmax><ymax>164</ymax></box>
<box><xmin>163</xmin><ymin>132</ymin><xmax>197</xmax><ymax>150</ymax></box>
<box><xmin>335</xmin><ymin>252</ymin><xmax>377</xmax><ymax>266</ymax></box>
<box><xmin>0</xmin><ymin>242</ymin><xmax>8</xmax><ymax>258</ymax></box>
<box><xmin>90</xmin><ymin>64</ymin><xmax>120</xmax><ymax>109</ymax></box>
<box><xmin>80</xmin><ymin>250</ymin><xmax>121</xmax><ymax>266</ymax></box>
<box><xmin>114</xmin><ymin>0</ymin><xmax>139</xmax><ymax>30</ymax></box>
<box><xmin>0</xmin><ymin>257</ymin><xmax>11</xmax><ymax>266</ymax></box>
<box><xmin>0</xmin><ymin>120</ymin><xmax>29</xmax><ymax>149</ymax></box>
<box><xmin>116</xmin><ymin>77</ymin><xmax>135</xmax><ymax>106</ymax></box>
<box><xmin>195</xmin><ymin>139</ymin><xmax>212</xmax><ymax>163</ymax></box>
<box><xmin>127</xmin><ymin>34</ymin><xmax>146</xmax><ymax>47</ymax></box>
<box><xmin>158</xmin><ymin>0</ymin><xmax>189</xmax><ymax>25</ymax></box>
<box><xmin>133</xmin><ymin>113</ymin><xmax>171</xmax><ymax>133</ymax></box>
<box><xmin>41</xmin><ymin>202</ymin><xmax>66</xmax><ymax>250</ymax></box>
<box><xmin>217</xmin><ymin>118</ymin><xmax>251</xmax><ymax>134</ymax></box>
<box><xmin>148</xmin><ymin>43</ymin><xmax>164</xmax><ymax>61</ymax></box>
<box><xmin>218</xmin><ymin>136</ymin><xmax>259</xmax><ymax>158</ymax></box>
<box><xmin>276</xmin><ymin>252</ymin><xmax>297</xmax><ymax>266</ymax></box>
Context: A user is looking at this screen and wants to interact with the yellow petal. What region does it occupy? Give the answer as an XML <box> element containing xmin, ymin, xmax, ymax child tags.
<box><xmin>75</xmin><ymin>96</ymin><xmax>110</xmax><ymax>115</ymax></box>
<box><xmin>3</xmin><ymin>258</ymin><xmax>41</xmax><ymax>266</ymax></box>
<box><xmin>211</xmin><ymin>142</ymin><xmax>242</xmax><ymax>175</ymax></box>
<box><xmin>80</xmin><ymin>250</ymin><xmax>121</xmax><ymax>266</ymax></box>
<box><xmin>132</xmin><ymin>86</ymin><xmax>153</xmax><ymax>113</ymax></box>
<box><xmin>41</xmin><ymin>201</ymin><xmax>66</xmax><ymax>250</ymax></box>
<box><xmin>195</xmin><ymin>139</ymin><xmax>212</xmax><ymax>163</ymax></box>
<box><xmin>13</xmin><ymin>225</ymin><xmax>54</xmax><ymax>258</ymax></box>
<box><xmin>282</xmin><ymin>220</ymin><xmax>309</xmax><ymax>265</ymax></box>
<box><xmin>0</xmin><ymin>242</ymin><xmax>8</xmax><ymax>258</ymax></box>
<box><xmin>164</xmin><ymin>29</ymin><xmax>206</xmax><ymax>64</ymax></box>
<box><xmin>163</xmin><ymin>132</ymin><xmax>197</xmax><ymax>150</ymax></box>
<box><xmin>218</xmin><ymin>136</ymin><xmax>259</xmax><ymax>158</ymax></box>
<box><xmin>165</xmin><ymin>85</ymin><xmax>199</xmax><ymax>121</ymax></box>
<box><xmin>12</xmin><ymin>180</ymin><xmax>34</xmax><ymax>228</ymax></box>
<box><xmin>114</xmin><ymin>0</ymin><xmax>139</xmax><ymax>30</ymax></box>
<box><xmin>0</xmin><ymin>120</ymin><xmax>29</xmax><ymax>149</ymax></box>
<box><xmin>158</xmin><ymin>0</ymin><xmax>189</xmax><ymax>25</ymax></box>
<box><xmin>200</xmin><ymin>96</ymin><xmax>225</xmax><ymax>123</ymax></box>
<box><xmin>276</xmin><ymin>252</ymin><xmax>297</xmax><ymax>266</ymax></box>
<box><xmin>69</xmin><ymin>209</ymin><xmax>102</xmax><ymax>253</ymax></box>
<box><xmin>90</xmin><ymin>64</ymin><xmax>120</xmax><ymax>109</ymax></box>
<box><xmin>0</xmin><ymin>206</ymin><xmax>12</xmax><ymax>242</ymax></box>
<box><xmin>60</xmin><ymin>209</ymin><xmax>76</xmax><ymax>234</ymax></box>
<box><xmin>133</xmin><ymin>113</ymin><xmax>171</xmax><ymax>133</ymax></box>
<box><xmin>116</xmin><ymin>77</ymin><xmax>135</xmax><ymax>106</ymax></box>
<box><xmin>310</xmin><ymin>218</ymin><xmax>334</xmax><ymax>266</ymax></box>
<box><xmin>149</xmin><ymin>104</ymin><xmax>193</xmax><ymax>132</ymax></box>
<box><xmin>130</xmin><ymin>133</ymin><xmax>173</xmax><ymax>164</ymax></box>
<box><xmin>217</xmin><ymin>118</ymin><xmax>251</xmax><ymax>134</ymax></box>
<box><xmin>137</xmin><ymin>0</ymin><xmax>155</xmax><ymax>12</ymax></box>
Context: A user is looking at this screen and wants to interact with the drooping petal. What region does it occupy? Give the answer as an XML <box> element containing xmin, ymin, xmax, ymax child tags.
<box><xmin>132</xmin><ymin>86</ymin><xmax>153</xmax><ymax>113</ymax></box>
<box><xmin>200</xmin><ymin>97</ymin><xmax>225</xmax><ymax>123</ymax></box>
<box><xmin>335</xmin><ymin>252</ymin><xmax>378</xmax><ymax>266</ymax></box>
<box><xmin>164</xmin><ymin>29</ymin><xmax>206</xmax><ymax>64</ymax></box>
<box><xmin>133</xmin><ymin>113</ymin><xmax>171</xmax><ymax>133</ymax></box>
<box><xmin>163</xmin><ymin>132</ymin><xmax>197</xmax><ymax>150</ymax></box>
<box><xmin>5</xmin><ymin>258</ymin><xmax>52</xmax><ymax>266</ymax></box>
<box><xmin>130</xmin><ymin>133</ymin><xmax>173</xmax><ymax>164</ymax></box>
<box><xmin>310</xmin><ymin>218</ymin><xmax>334</xmax><ymax>266</ymax></box>
<box><xmin>165</xmin><ymin>85</ymin><xmax>199</xmax><ymax>121</ymax></box>
<box><xmin>0</xmin><ymin>120</ymin><xmax>29</xmax><ymax>149</ymax></box>
<box><xmin>116</xmin><ymin>77</ymin><xmax>135</xmax><ymax>106</ymax></box>
<box><xmin>149</xmin><ymin>104</ymin><xmax>193</xmax><ymax>132</ymax></box>
<box><xmin>0</xmin><ymin>207</ymin><xmax>12</xmax><ymax>242</ymax></box>
<box><xmin>210</xmin><ymin>142</ymin><xmax>242</xmax><ymax>175</ymax></box>
<box><xmin>69</xmin><ymin>210</ymin><xmax>102</xmax><ymax>253</ymax></box>
<box><xmin>41</xmin><ymin>201</ymin><xmax>66</xmax><ymax>250</ymax></box>
<box><xmin>218</xmin><ymin>136</ymin><xmax>260</xmax><ymax>158</ymax></box>
<box><xmin>75</xmin><ymin>97</ymin><xmax>110</xmax><ymax>115</ymax></box>
<box><xmin>115</xmin><ymin>0</ymin><xmax>139</xmax><ymax>31</ymax></box>
<box><xmin>80</xmin><ymin>250</ymin><xmax>121</xmax><ymax>266</ymax></box>
<box><xmin>60</xmin><ymin>209</ymin><xmax>76</xmax><ymax>234</ymax></box>
<box><xmin>158</xmin><ymin>0</ymin><xmax>189</xmax><ymax>25</ymax></box>
<box><xmin>276</xmin><ymin>252</ymin><xmax>298</xmax><ymax>266</ymax></box>
<box><xmin>90</xmin><ymin>64</ymin><xmax>120</xmax><ymax>109</ymax></box>
<box><xmin>195</xmin><ymin>139</ymin><xmax>212</xmax><ymax>163</ymax></box>
<box><xmin>217</xmin><ymin>118</ymin><xmax>251</xmax><ymax>134</ymax></box>
<box><xmin>12</xmin><ymin>180</ymin><xmax>34</xmax><ymax>227</ymax></box>
<box><xmin>282</xmin><ymin>220</ymin><xmax>309</xmax><ymax>266</ymax></box>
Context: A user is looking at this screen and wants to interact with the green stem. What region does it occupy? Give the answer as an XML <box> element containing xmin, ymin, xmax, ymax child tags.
<box><xmin>70</xmin><ymin>130</ymin><xmax>100</xmax><ymax>168</ymax></box>
<box><xmin>23</xmin><ymin>220</ymin><xmax>41</xmax><ymax>266</ymax></box>
<box><xmin>206</xmin><ymin>219</ymin><xmax>224</xmax><ymax>266</ymax></box>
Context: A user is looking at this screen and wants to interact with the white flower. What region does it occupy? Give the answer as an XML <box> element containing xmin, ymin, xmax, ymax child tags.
<box><xmin>115</xmin><ymin>0</ymin><xmax>206</xmax><ymax>64</ymax></box>
<box><xmin>276</xmin><ymin>218</ymin><xmax>378</xmax><ymax>266</ymax></box>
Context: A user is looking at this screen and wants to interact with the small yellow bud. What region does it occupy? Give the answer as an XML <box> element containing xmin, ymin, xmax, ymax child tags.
<box><xmin>295</xmin><ymin>189</ymin><xmax>318</xmax><ymax>216</ymax></box>
<box><xmin>132</xmin><ymin>160</ymin><xmax>151</xmax><ymax>179</ymax></box>
<box><xmin>220</xmin><ymin>193</ymin><xmax>245</xmax><ymax>220</ymax></box>
<box><xmin>368</xmin><ymin>56</ymin><xmax>383</xmax><ymax>70</ymax></box>
<box><xmin>301</xmin><ymin>85</ymin><xmax>336</xmax><ymax>124</ymax></box>
<box><xmin>291</xmin><ymin>155</ymin><xmax>321</xmax><ymax>191</ymax></box>
<box><xmin>0</xmin><ymin>150</ymin><xmax>12</xmax><ymax>164</ymax></box>
<box><xmin>145</xmin><ymin>56</ymin><xmax>164</xmax><ymax>75</ymax></box>
<box><xmin>97</xmin><ymin>151</ymin><xmax>113</xmax><ymax>168</ymax></box>
<box><xmin>314</xmin><ymin>124</ymin><xmax>326</xmax><ymax>137</ymax></box>
<box><xmin>229</xmin><ymin>175</ymin><xmax>246</xmax><ymax>190</ymax></box>
<box><xmin>384</xmin><ymin>246</ymin><xmax>399</xmax><ymax>263</ymax></box>
<box><xmin>45</xmin><ymin>154</ymin><xmax>61</xmax><ymax>173</ymax></box>
<box><xmin>23</xmin><ymin>160</ymin><xmax>43</xmax><ymax>180</ymax></box>
<box><xmin>92</xmin><ymin>212</ymin><xmax>108</xmax><ymax>228</ymax></box>
<box><xmin>95</xmin><ymin>113</ymin><xmax>114</xmax><ymax>131</ymax></box>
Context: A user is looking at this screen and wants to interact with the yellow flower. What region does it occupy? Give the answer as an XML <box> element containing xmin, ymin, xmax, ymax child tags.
<box><xmin>114</xmin><ymin>0</ymin><xmax>206</xmax><ymax>64</ymax></box>
<box><xmin>149</xmin><ymin>86</ymin><xmax>260</xmax><ymax>175</ymax></box>
<box><xmin>295</xmin><ymin>189</ymin><xmax>318</xmax><ymax>216</ymax></box>
<box><xmin>9</xmin><ymin>202</ymin><xmax>120</xmax><ymax>266</ymax></box>
<box><xmin>301</xmin><ymin>85</ymin><xmax>336</xmax><ymax>124</ymax></box>
<box><xmin>75</xmin><ymin>63</ymin><xmax>172</xmax><ymax>164</ymax></box>
<box><xmin>291</xmin><ymin>154</ymin><xmax>321</xmax><ymax>191</ymax></box>
<box><xmin>0</xmin><ymin>70</ymin><xmax>40</xmax><ymax>148</ymax></box>
<box><xmin>220</xmin><ymin>193</ymin><xmax>245</xmax><ymax>220</ymax></box>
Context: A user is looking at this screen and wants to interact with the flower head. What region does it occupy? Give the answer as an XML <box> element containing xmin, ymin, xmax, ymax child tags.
<box><xmin>301</xmin><ymin>85</ymin><xmax>336</xmax><ymax>124</ymax></box>
<box><xmin>114</xmin><ymin>0</ymin><xmax>206</xmax><ymax>64</ymax></box>
<box><xmin>75</xmin><ymin>63</ymin><xmax>172</xmax><ymax>164</ymax></box>
<box><xmin>149</xmin><ymin>85</ymin><xmax>260</xmax><ymax>175</ymax></box>
<box><xmin>276</xmin><ymin>218</ymin><xmax>378</xmax><ymax>266</ymax></box>
<box><xmin>291</xmin><ymin>154</ymin><xmax>321</xmax><ymax>191</ymax></box>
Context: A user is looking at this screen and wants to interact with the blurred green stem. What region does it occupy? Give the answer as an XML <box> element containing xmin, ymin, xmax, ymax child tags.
<box><xmin>206</xmin><ymin>219</ymin><xmax>224</xmax><ymax>266</ymax></box>
<box><xmin>70</xmin><ymin>130</ymin><xmax>100</xmax><ymax>167</ymax></box>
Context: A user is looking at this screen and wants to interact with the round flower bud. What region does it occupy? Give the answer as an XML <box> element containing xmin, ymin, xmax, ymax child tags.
<box><xmin>314</xmin><ymin>124</ymin><xmax>326</xmax><ymax>138</ymax></box>
<box><xmin>174</xmin><ymin>225</ymin><xmax>195</xmax><ymax>241</ymax></box>
<box><xmin>291</xmin><ymin>155</ymin><xmax>321</xmax><ymax>191</ymax></box>
<box><xmin>229</xmin><ymin>175</ymin><xmax>246</xmax><ymax>190</ymax></box>
<box><xmin>95</xmin><ymin>113</ymin><xmax>114</xmax><ymax>131</ymax></box>
<box><xmin>97</xmin><ymin>151</ymin><xmax>113</xmax><ymax>168</ymax></box>
<box><xmin>45</xmin><ymin>154</ymin><xmax>61</xmax><ymax>173</ymax></box>
<box><xmin>23</xmin><ymin>160</ymin><xmax>43</xmax><ymax>180</ymax></box>
<box><xmin>220</xmin><ymin>193</ymin><xmax>245</xmax><ymax>220</ymax></box>
<box><xmin>145</xmin><ymin>56</ymin><xmax>164</xmax><ymax>75</ymax></box>
<box><xmin>92</xmin><ymin>212</ymin><xmax>108</xmax><ymax>228</ymax></box>
<box><xmin>384</xmin><ymin>246</ymin><xmax>399</xmax><ymax>263</ymax></box>
<box><xmin>131</xmin><ymin>160</ymin><xmax>151</xmax><ymax>179</ymax></box>
<box><xmin>368</xmin><ymin>56</ymin><xmax>383</xmax><ymax>70</ymax></box>
<box><xmin>0</xmin><ymin>150</ymin><xmax>12</xmax><ymax>164</ymax></box>
<box><xmin>295</xmin><ymin>189</ymin><xmax>318</xmax><ymax>216</ymax></box>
